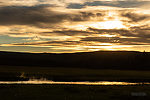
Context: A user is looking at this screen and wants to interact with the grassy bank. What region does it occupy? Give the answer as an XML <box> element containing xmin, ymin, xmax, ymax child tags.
<box><xmin>0</xmin><ymin>84</ymin><xmax>150</xmax><ymax>100</ymax></box>
<box><xmin>0</xmin><ymin>66</ymin><xmax>150</xmax><ymax>82</ymax></box>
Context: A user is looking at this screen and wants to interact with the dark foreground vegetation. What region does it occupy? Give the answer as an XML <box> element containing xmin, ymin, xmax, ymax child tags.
<box><xmin>0</xmin><ymin>84</ymin><xmax>150</xmax><ymax>100</ymax></box>
<box><xmin>0</xmin><ymin>51</ymin><xmax>150</xmax><ymax>70</ymax></box>
<box><xmin>0</xmin><ymin>66</ymin><xmax>150</xmax><ymax>82</ymax></box>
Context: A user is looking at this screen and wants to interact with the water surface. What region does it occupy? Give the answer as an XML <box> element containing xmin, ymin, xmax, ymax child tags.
<box><xmin>0</xmin><ymin>79</ymin><xmax>150</xmax><ymax>85</ymax></box>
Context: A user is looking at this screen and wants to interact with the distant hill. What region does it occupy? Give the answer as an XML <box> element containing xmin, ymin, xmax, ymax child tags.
<box><xmin>0</xmin><ymin>51</ymin><xmax>150</xmax><ymax>70</ymax></box>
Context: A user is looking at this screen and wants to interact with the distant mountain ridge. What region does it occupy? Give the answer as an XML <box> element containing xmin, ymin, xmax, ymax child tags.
<box><xmin>0</xmin><ymin>51</ymin><xmax>150</xmax><ymax>70</ymax></box>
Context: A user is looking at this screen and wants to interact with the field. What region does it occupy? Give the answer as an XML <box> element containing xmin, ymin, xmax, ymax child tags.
<box><xmin>0</xmin><ymin>66</ymin><xmax>150</xmax><ymax>82</ymax></box>
<box><xmin>0</xmin><ymin>66</ymin><xmax>150</xmax><ymax>100</ymax></box>
<box><xmin>0</xmin><ymin>84</ymin><xmax>150</xmax><ymax>100</ymax></box>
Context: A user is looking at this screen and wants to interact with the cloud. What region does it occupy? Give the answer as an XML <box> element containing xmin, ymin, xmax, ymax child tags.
<box><xmin>43</xmin><ymin>30</ymin><xmax>92</xmax><ymax>36</ymax></box>
<box><xmin>0</xmin><ymin>0</ymin><xmax>65</xmax><ymax>7</ymax></box>
<box><xmin>0</xmin><ymin>5</ymin><xmax>105</xmax><ymax>28</ymax></box>
<box><xmin>0</xmin><ymin>1</ymin><xmax>150</xmax><ymax>53</ymax></box>
<box><xmin>121</xmin><ymin>11</ymin><xmax>150</xmax><ymax>22</ymax></box>
<box><xmin>81</xmin><ymin>36</ymin><xmax>150</xmax><ymax>45</ymax></box>
<box><xmin>67</xmin><ymin>1</ymin><xmax>149</xmax><ymax>9</ymax></box>
<box><xmin>88</xmin><ymin>27</ymin><xmax>150</xmax><ymax>38</ymax></box>
<box><xmin>4</xmin><ymin>26</ymin><xmax>150</xmax><ymax>47</ymax></box>
<box><xmin>10</xmin><ymin>40</ymin><xmax>83</xmax><ymax>46</ymax></box>
<box><xmin>0</xmin><ymin>5</ymin><xmax>72</xmax><ymax>27</ymax></box>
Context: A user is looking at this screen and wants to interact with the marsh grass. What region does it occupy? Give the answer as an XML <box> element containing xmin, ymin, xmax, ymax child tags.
<box><xmin>0</xmin><ymin>66</ymin><xmax>150</xmax><ymax>82</ymax></box>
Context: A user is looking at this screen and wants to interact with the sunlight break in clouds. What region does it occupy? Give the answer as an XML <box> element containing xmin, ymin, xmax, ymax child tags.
<box><xmin>0</xmin><ymin>0</ymin><xmax>150</xmax><ymax>53</ymax></box>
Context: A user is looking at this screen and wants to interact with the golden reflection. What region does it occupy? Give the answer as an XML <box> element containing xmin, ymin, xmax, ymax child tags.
<box><xmin>0</xmin><ymin>79</ymin><xmax>149</xmax><ymax>85</ymax></box>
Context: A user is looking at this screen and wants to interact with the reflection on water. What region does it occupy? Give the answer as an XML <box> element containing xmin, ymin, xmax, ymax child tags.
<box><xmin>0</xmin><ymin>78</ymin><xmax>150</xmax><ymax>85</ymax></box>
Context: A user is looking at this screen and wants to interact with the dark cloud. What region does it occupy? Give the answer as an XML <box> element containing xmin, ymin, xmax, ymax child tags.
<box><xmin>10</xmin><ymin>35</ymin><xmax>150</xmax><ymax>47</ymax></box>
<box><xmin>0</xmin><ymin>5</ymin><xmax>104</xmax><ymax>27</ymax></box>
<box><xmin>8</xmin><ymin>25</ymin><xmax>150</xmax><ymax>46</ymax></box>
<box><xmin>88</xmin><ymin>27</ymin><xmax>131</xmax><ymax>34</ymax></box>
<box><xmin>67</xmin><ymin>3</ymin><xmax>84</xmax><ymax>9</ymax></box>
<box><xmin>88</xmin><ymin>27</ymin><xmax>150</xmax><ymax>38</ymax></box>
<box><xmin>81</xmin><ymin>36</ymin><xmax>150</xmax><ymax>45</ymax></box>
<box><xmin>121</xmin><ymin>12</ymin><xmax>150</xmax><ymax>22</ymax></box>
<box><xmin>43</xmin><ymin>30</ymin><xmax>92</xmax><ymax>36</ymax></box>
<box><xmin>0</xmin><ymin>5</ymin><xmax>65</xmax><ymax>26</ymax></box>
<box><xmin>79</xmin><ymin>27</ymin><xmax>150</xmax><ymax>45</ymax></box>
<box><xmin>81</xmin><ymin>37</ymin><xmax>120</xmax><ymax>43</ymax></box>
<box><xmin>70</xmin><ymin>11</ymin><xmax>104</xmax><ymax>21</ymax></box>
<box><xmin>128</xmin><ymin>26</ymin><xmax>150</xmax><ymax>38</ymax></box>
<box><xmin>12</xmin><ymin>40</ymin><xmax>83</xmax><ymax>46</ymax></box>
<box><xmin>67</xmin><ymin>1</ymin><xmax>149</xmax><ymax>9</ymax></box>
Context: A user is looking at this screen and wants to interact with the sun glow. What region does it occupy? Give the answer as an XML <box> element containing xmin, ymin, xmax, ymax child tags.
<box><xmin>99</xmin><ymin>20</ymin><xmax>127</xmax><ymax>29</ymax></box>
<box><xmin>83</xmin><ymin>20</ymin><xmax>128</xmax><ymax>30</ymax></box>
<box><xmin>98</xmin><ymin>34</ymin><xmax>117</xmax><ymax>37</ymax></box>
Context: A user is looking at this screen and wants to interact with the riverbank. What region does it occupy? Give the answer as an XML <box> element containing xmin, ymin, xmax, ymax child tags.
<box><xmin>0</xmin><ymin>84</ymin><xmax>149</xmax><ymax>100</ymax></box>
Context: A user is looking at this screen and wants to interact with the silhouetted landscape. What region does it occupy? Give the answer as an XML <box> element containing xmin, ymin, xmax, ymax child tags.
<box><xmin>0</xmin><ymin>51</ymin><xmax>150</xmax><ymax>82</ymax></box>
<box><xmin>0</xmin><ymin>51</ymin><xmax>149</xmax><ymax>70</ymax></box>
<box><xmin>1</xmin><ymin>0</ymin><xmax>150</xmax><ymax>99</ymax></box>
<box><xmin>0</xmin><ymin>51</ymin><xmax>150</xmax><ymax>100</ymax></box>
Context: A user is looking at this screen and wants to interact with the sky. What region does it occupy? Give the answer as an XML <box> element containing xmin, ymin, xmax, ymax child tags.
<box><xmin>0</xmin><ymin>0</ymin><xmax>150</xmax><ymax>53</ymax></box>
